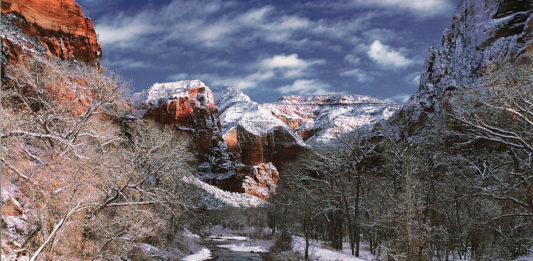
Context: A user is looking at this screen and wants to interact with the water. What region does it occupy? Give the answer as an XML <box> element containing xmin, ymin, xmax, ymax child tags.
<box><xmin>206</xmin><ymin>238</ymin><xmax>268</xmax><ymax>261</ymax></box>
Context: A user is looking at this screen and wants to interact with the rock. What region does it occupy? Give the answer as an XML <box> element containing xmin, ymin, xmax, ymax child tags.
<box><xmin>212</xmin><ymin>87</ymin><xmax>398</xmax><ymax>198</ymax></box>
<box><xmin>397</xmin><ymin>0</ymin><xmax>533</xmax><ymax>132</ymax></box>
<box><xmin>242</xmin><ymin>163</ymin><xmax>280</xmax><ymax>200</ymax></box>
<box><xmin>132</xmin><ymin>80</ymin><xmax>234</xmax><ymax>176</ymax></box>
<box><xmin>1</xmin><ymin>0</ymin><xmax>101</xmax><ymax>67</ymax></box>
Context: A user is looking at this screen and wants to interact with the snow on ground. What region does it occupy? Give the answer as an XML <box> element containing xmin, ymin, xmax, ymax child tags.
<box><xmin>292</xmin><ymin>236</ymin><xmax>375</xmax><ymax>261</ymax></box>
<box><xmin>182</xmin><ymin>248</ymin><xmax>212</xmax><ymax>261</ymax></box>
<box><xmin>182</xmin><ymin>176</ymin><xmax>265</xmax><ymax>208</ymax></box>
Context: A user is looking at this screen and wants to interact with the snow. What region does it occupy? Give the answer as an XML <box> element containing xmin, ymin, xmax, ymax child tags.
<box><xmin>210</xmin><ymin>235</ymin><xmax>249</xmax><ymax>241</ymax></box>
<box><xmin>218</xmin><ymin>243</ymin><xmax>269</xmax><ymax>253</ymax></box>
<box><xmin>291</xmin><ymin>236</ymin><xmax>376</xmax><ymax>261</ymax></box>
<box><xmin>214</xmin><ymin>87</ymin><xmax>290</xmax><ymax>136</ymax></box>
<box><xmin>182</xmin><ymin>176</ymin><xmax>265</xmax><ymax>208</ymax></box>
<box><xmin>184</xmin><ymin>228</ymin><xmax>201</xmax><ymax>240</ymax></box>
<box><xmin>182</xmin><ymin>248</ymin><xmax>212</xmax><ymax>261</ymax></box>
<box><xmin>131</xmin><ymin>80</ymin><xmax>213</xmax><ymax>117</ymax></box>
<box><xmin>266</xmin><ymin>95</ymin><xmax>399</xmax><ymax>144</ymax></box>
<box><xmin>215</xmin><ymin>86</ymin><xmax>399</xmax><ymax>144</ymax></box>
<box><xmin>132</xmin><ymin>80</ymin><xmax>206</xmax><ymax>106</ymax></box>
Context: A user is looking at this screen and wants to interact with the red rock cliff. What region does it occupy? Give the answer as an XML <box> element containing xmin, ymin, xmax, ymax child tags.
<box><xmin>1</xmin><ymin>0</ymin><xmax>102</xmax><ymax>66</ymax></box>
<box><xmin>133</xmin><ymin>80</ymin><xmax>234</xmax><ymax>175</ymax></box>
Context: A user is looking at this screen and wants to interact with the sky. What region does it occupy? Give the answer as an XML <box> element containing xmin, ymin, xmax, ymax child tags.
<box><xmin>77</xmin><ymin>0</ymin><xmax>461</xmax><ymax>103</ymax></box>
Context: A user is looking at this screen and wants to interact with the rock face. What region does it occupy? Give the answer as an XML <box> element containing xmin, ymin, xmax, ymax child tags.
<box><xmin>398</xmin><ymin>0</ymin><xmax>533</xmax><ymax>130</ymax></box>
<box><xmin>1</xmin><ymin>0</ymin><xmax>101</xmax><ymax>69</ymax></box>
<box><xmin>132</xmin><ymin>80</ymin><xmax>234</xmax><ymax>175</ymax></box>
<box><xmin>242</xmin><ymin>163</ymin><xmax>280</xmax><ymax>200</ymax></box>
<box><xmin>211</xmin><ymin>87</ymin><xmax>398</xmax><ymax>198</ymax></box>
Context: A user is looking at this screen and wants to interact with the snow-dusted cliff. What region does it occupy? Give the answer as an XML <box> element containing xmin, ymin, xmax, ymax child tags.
<box><xmin>402</xmin><ymin>0</ymin><xmax>533</xmax><ymax>126</ymax></box>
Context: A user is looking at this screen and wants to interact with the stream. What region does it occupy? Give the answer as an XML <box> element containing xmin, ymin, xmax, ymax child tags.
<box><xmin>205</xmin><ymin>236</ymin><xmax>270</xmax><ymax>261</ymax></box>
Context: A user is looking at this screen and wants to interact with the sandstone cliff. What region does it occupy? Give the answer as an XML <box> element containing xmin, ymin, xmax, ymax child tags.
<box><xmin>1</xmin><ymin>0</ymin><xmax>101</xmax><ymax>70</ymax></box>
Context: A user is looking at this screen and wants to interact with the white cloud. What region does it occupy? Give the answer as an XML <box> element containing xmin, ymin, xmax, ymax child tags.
<box><xmin>278</xmin><ymin>79</ymin><xmax>332</xmax><ymax>95</ymax></box>
<box><xmin>340</xmin><ymin>69</ymin><xmax>374</xmax><ymax>83</ymax></box>
<box><xmin>260</xmin><ymin>54</ymin><xmax>308</xmax><ymax>69</ymax></box>
<box><xmin>405</xmin><ymin>72</ymin><xmax>421</xmax><ymax>86</ymax></box>
<box><xmin>96</xmin><ymin>18</ymin><xmax>153</xmax><ymax>46</ymax></box>
<box><xmin>350</xmin><ymin>0</ymin><xmax>454</xmax><ymax>16</ymax></box>
<box><xmin>368</xmin><ymin>40</ymin><xmax>415</xmax><ymax>68</ymax></box>
<box><xmin>95</xmin><ymin>1</ymin><xmax>314</xmax><ymax>50</ymax></box>
<box><xmin>260</xmin><ymin>54</ymin><xmax>324</xmax><ymax>70</ymax></box>
<box><xmin>193</xmin><ymin>53</ymin><xmax>323</xmax><ymax>90</ymax></box>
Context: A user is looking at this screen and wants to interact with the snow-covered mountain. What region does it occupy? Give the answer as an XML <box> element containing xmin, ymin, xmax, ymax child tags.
<box><xmin>131</xmin><ymin>83</ymin><xmax>396</xmax><ymax>199</ymax></box>
<box><xmin>265</xmin><ymin>95</ymin><xmax>398</xmax><ymax>144</ymax></box>
<box><xmin>214</xmin><ymin>87</ymin><xmax>399</xmax><ymax>145</ymax></box>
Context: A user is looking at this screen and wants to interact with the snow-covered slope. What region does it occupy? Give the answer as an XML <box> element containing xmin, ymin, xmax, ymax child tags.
<box><xmin>182</xmin><ymin>176</ymin><xmax>265</xmax><ymax>208</ymax></box>
<box><xmin>214</xmin><ymin>87</ymin><xmax>291</xmax><ymax>136</ymax></box>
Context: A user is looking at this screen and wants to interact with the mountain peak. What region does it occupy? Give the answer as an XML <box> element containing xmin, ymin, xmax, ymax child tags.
<box><xmin>132</xmin><ymin>80</ymin><xmax>209</xmax><ymax>107</ymax></box>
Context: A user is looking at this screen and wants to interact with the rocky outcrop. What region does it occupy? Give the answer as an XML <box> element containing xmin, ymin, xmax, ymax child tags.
<box><xmin>398</xmin><ymin>0</ymin><xmax>533</xmax><ymax>131</ymax></box>
<box><xmin>133</xmin><ymin>80</ymin><xmax>234</xmax><ymax>175</ymax></box>
<box><xmin>133</xmin><ymin>82</ymin><xmax>309</xmax><ymax>198</ymax></box>
<box><xmin>242</xmin><ymin>163</ymin><xmax>280</xmax><ymax>200</ymax></box>
<box><xmin>1</xmin><ymin>0</ymin><xmax>101</xmax><ymax>68</ymax></box>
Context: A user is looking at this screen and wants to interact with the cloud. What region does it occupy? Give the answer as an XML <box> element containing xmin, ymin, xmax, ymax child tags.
<box><xmin>350</xmin><ymin>0</ymin><xmax>454</xmax><ymax>16</ymax></box>
<box><xmin>103</xmin><ymin>58</ymin><xmax>150</xmax><ymax>69</ymax></box>
<box><xmin>340</xmin><ymin>69</ymin><xmax>374</xmax><ymax>83</ymax></box>
<box><xmin>384</xmin><ymin>93</ymin><xmax>412</xmax><ymax>103</ymax></box>
<box><xmin>167</xmin><ymin>73</ymin><xmax>189</xmax><ymax>81</ymax></box>
<box><xmin>192</xmin><ymin>53</ymin><xmax>324</xmax><ymax>90</ymax></box>
<box><xmin>96</xmin><ymin>17</ymin><xmax>153</xmax><ymax>46</ymax></box>
<box><xmin>260</xmin><ymin>54</ymin><xmax>309</xmax><ymax>69</ymax></box>
<box><xmin>258</xmin><ymin>53</ymin><xmax>324</xmax><ymax>78</ymax></box>
<box><xmin>278</xmin><ymin>79</ymin><xmax>332</xmax><ymax>95</ymax></box>
<box><xmin>368</xmin><ymin>40</ymin><xmax>415</xmax><ymax>68</ymax></box>
<box><xmin>344</xmin><ymin>54</ymin><xmax>361</xmax><ymax>65</ymax></box>
<box><xmin>94</xmin><ymin>1</ymin><xmax>314</xmax><ymax>50</ymax></box>
<box><xmin>405</xmin><ymin>72</ymin><xmax>421</xmax><ymax>86</ymax></box>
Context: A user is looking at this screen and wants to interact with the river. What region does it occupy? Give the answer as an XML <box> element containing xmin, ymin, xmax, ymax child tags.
<box><xmin>205</xmin><ymin>236</ymin><xmax>271</xmax><ymax>261</ymax></box>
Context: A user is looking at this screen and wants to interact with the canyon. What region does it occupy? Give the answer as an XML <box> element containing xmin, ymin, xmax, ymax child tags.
<box><xmin>132</xmin><ymin>82</ymin><xmax>398</xmax><ymax>199</ymax></box>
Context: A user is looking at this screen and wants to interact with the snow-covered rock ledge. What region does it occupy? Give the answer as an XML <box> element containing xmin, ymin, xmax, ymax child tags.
<box><xmin>182</xmin><ymin>176</ymin><xmax>265</xmax><ymax>208</ymax></box>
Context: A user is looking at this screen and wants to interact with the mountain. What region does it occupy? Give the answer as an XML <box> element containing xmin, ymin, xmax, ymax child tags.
<box><xmin>132</xmin><ymin>80</ymin><xmax>235</xmax><ymax>177</ymax></box>
<box><xmin>1</xmin><ymin>0</ymin><xmax>101</xmax><ymax>69</ymax></box>
<box><xmin>396</xmin><ymin>0</ymin><xmax>533</xmax><ymax>131</ymax></box>
<box><xmin>132</xmin><ymin>84</ymin><xmax>397</xmax><ymax>198</ymax></box>
<box><xmin>215</xmin><ymin>87</ymin><xmax>398</xmax><ymax>144</ymax></box>
<box><xmin>264</xmin><ymin>95</ymin><xmax>399</xmax><ymax>144</ymax></box>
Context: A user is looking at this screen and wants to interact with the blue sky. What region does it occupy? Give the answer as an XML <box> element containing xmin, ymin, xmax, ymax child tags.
<box><xmin>77</xmin><ymin>0</ymin><xmax>461</xmax><ymax>103</ymax></box>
